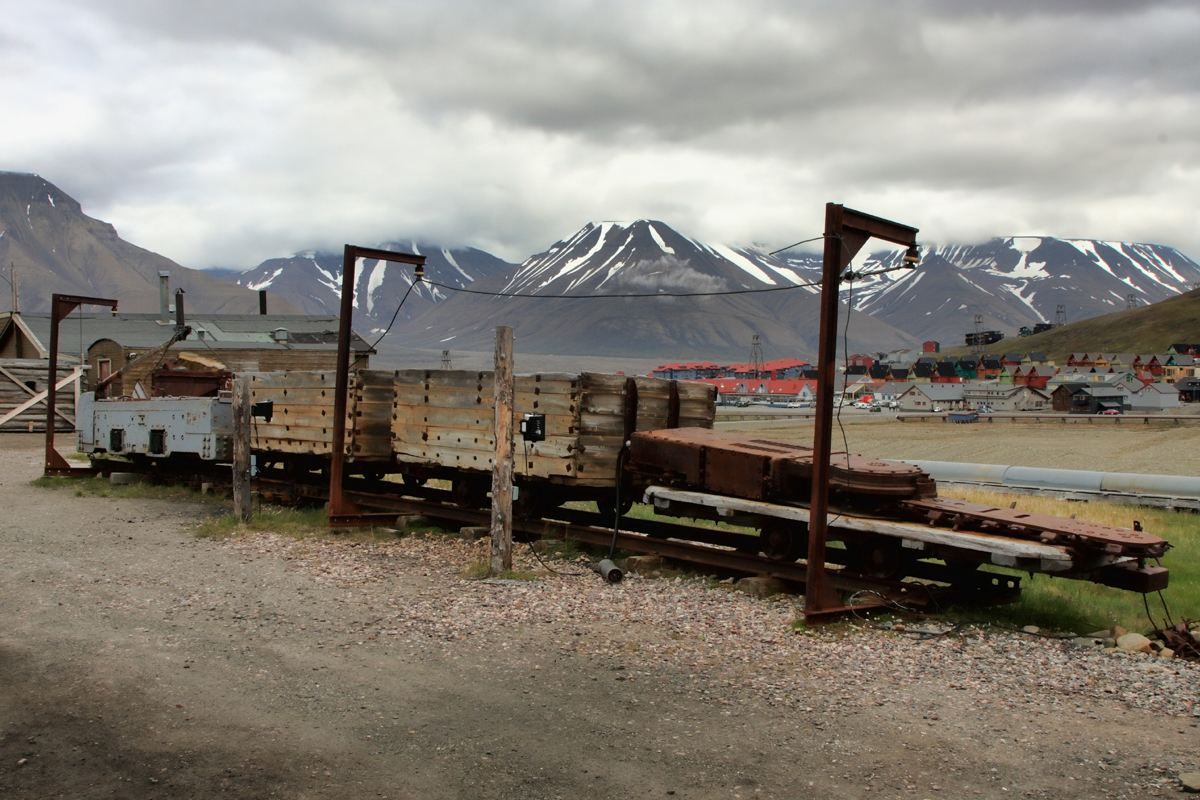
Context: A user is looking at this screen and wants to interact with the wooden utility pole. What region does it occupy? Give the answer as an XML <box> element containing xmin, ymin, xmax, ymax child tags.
<box><xmin>10</xmin><ymin>263</ymin><xmax>16</xmax><ymax>314</ymax></box>
<box><xmin>231</xmin><ymin>377</ymin><xmax>253</xmax><ymax>522</ymax></box>
<box><xmin>490</xmin><ymin>326</ymin><xmax>515</xmax><ymax>575</ymax></box>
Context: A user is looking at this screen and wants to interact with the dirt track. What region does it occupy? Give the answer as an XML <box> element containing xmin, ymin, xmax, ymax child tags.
<box><xmin>1</xmin><ymin>432</ymin><xmax>1198</xmax><ymax>799</ymax></box>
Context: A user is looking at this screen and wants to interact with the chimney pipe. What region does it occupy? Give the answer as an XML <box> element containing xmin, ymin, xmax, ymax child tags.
<box><xmin>159</xmin><ymin>271</ymin><xmax>170</xmax><ymax>322</ymax></box>
<box><xmin>259</xmin><ymin>290</ymin><xmax>267</xmax><ymax>315</ymax></box>
<box><xmin>174</xmin><ymin>288</ymin><xmax>185</xmax><ymax>331</ymax></box>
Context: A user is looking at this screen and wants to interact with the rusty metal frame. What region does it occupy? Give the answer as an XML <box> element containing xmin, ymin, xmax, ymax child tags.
<box><xmin>806</xmin><ymin>205</ymin><xmax>919</xmax><ymax>624</ymax></box>
<box><xmin>328</xmin><ymin>245</ymin><xmax>426</xmax><ymax>526</ymax></box>
<box><xmin>44</xmin><ymin>293</ymin><xmax>118</xmax><ymax>476</ymax></box>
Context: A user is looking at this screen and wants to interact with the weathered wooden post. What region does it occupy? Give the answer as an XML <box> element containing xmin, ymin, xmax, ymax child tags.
<box><xmin>231</xmin><ymin>376</ymin><xmax>253</xmax><ymax>523</ymax></box>
<box><xmin>490</xmin><ymin>326</ymin><xmax>515</xmax><ymax>575</ymax></box>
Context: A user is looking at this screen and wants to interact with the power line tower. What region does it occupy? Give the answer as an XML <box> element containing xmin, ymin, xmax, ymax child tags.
<box><xmin>1055</xmin><ymin>304</ymin><xmax>1067</xmax><ymax>327</ymax></box>
<box><xmin>973</xmin><ymin>314</ymin><xmax>984</xmax><ymax>354</ymax></box>
<box><xmin>441</xmin><ymin>349</ymin><xmax>453</xmax><ymax>369</ymax></box>
<box><xmin>749</xmin><ymin>335</ymin><xmax>764</xmax><ymax>379</ymax></box>
<box><xmin>1126</xmin><ymin>293</ymin><xmax>1138</xmax><ymax>310</ymax></box>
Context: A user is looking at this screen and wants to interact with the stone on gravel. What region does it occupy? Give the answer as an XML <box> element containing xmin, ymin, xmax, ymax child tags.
<box><xmin>1180</xmin><ymin>772</ymin><xmax>1200</xmax><ymax>793</ymax></box>
<box><xmin>624</xmin><ymin>555</ymin><xmax>663</xmax><ymax>574</ymax></box>
<box><xmin>458</xmin><ymin>526</ymin><xmax>490</xmax><ymax>541</ymax></box>
<box><xmin>1022</xmin><ymin>625</ymin><xmax>1040</xmax><ymax>634</ymax></box>
<box><xmin>1116</xmin><ymin>633</ymin><xmax>1153</xmax><ymax>653</ymax></box>
<box><xmin>1159</xmin><ymin>648</ymin><xmax>1176</xmax><ymax>659</ymax></box>
<box><xmin>1071</xmin><ymin>637</ymin><xmax>1103</xmax><ymax>648</ymax></box>
<box><xmin>736</xmin><ymin>576</ymin><xmax>787</xmax><ymax>598</ymax></box>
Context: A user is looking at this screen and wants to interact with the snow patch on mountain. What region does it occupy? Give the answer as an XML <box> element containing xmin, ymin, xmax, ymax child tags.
<box><xmin>648</xmin><ymin>224</ymin><xmax>675</xmax><ymax>255</ymax></box>
<box><xmin>707</xmin><ymin>243</ymin><xmax>776</xmax><ymax>285</ymax></box>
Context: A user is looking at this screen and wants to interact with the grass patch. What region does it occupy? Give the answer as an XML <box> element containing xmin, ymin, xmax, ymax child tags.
<box><xmin>938</xmin><ymin>487</ymin><xmax>1197</xmax><ymax>634</ymax></box>
<box><xmin>460</xmin><ymin>559</ymin><xmax>546</xmax><ymax>581</ymax></box>
<box><xmin>195</xmin><ymin>506</ymin><xmax>333</xmax><ymax>540</ymax></box>
<box><xmin>31</xmin><ymin>474</ymin><xmax>203</xmax><ymax>501</ymax></box>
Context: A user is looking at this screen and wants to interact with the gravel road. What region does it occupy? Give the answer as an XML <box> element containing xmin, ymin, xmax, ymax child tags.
<box><xmin>1</xmin><ymin>432</ymin><xmax>1198</xmax><ymax>799</ymax></box>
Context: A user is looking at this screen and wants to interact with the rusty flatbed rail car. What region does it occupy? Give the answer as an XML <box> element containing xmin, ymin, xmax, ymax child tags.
<box><xmin>625</xmin><ymin>428</ymin><xmax>1169</xmax><ymax>593</ymax></box>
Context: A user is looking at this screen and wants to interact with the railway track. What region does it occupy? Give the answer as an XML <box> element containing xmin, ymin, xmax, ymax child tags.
<box><xmin>248</xmin><ymin>471</ymin><xmax>1023</xmax><ymax>613</ymax></box>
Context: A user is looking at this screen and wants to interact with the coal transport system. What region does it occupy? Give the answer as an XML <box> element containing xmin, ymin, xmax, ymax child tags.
<box><xmin>71</xmin><ymin>368</ymin><xmax>1172</xmax><ymax>613</ymax></box>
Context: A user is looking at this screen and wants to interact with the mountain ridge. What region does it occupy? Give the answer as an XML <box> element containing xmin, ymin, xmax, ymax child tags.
<box><xmin>0</xmin><ymin>171</ymin><xmax>299</xmax><ymax>315</ymax></box>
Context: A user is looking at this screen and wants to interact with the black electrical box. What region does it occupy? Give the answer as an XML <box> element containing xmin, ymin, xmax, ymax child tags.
<box><xmin>520</xmin><ymin>413</ymin><xmax>546</xmax><ymax>442</ymax></box>
<box><xmin>250</xmin><ymin>400</ymin><xmax>274</xmax><ymax>423</ymax></box>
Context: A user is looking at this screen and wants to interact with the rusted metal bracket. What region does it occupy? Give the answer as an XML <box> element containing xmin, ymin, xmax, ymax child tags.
<box><xmin>807</xmin><ymin>205</ymin><xmax>920</xmax><ymax>625</ymax></box>
<box><xmin>328</xmin><ymin>245</ymin><xmax>426</xmax><ymax>526</ymax></box>
<box><xmin>44</xmin><ymin>293</ymin><xmax>118</xmax><ymax>477</ymax></box>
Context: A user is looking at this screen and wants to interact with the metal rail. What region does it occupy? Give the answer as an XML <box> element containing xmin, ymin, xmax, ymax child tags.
<box><xmin>253</xmin><ymin>474</ymin><xmax>1021</xmax><ymax>611</ymax></box>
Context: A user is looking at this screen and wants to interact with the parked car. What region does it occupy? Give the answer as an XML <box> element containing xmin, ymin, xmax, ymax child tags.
<box><xmin>932</xmin><ymin>406</ymin><xmax>943</xmax><ymax>413</ymax></box>
<box><xmin>1100</xmin><ymin>408</ymin><xmax>1122</xmax><ymax>415</ymax></box>
<box><xmin>869</xmin><ymin>405</ymin><xmax>883</xmax><ymax>413</ymax></box>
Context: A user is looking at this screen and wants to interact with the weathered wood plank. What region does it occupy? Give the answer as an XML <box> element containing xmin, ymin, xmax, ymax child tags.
<box><xmin>393</xmin><ymin>441</ymin><xmax>574</xmax><ymax>478</ymax></box>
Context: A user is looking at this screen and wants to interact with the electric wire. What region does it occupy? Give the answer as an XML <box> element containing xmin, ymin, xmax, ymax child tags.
<box><xmin>516</xmin><ymin>434</ymin><xmax>588</xmax><ymax>576</ymax></box>
<box><xmin>351</xmin><ymin>278</ymin><xmax>420</xmax><ymax>367</ymax></box>
<box><xmin>423</xmin><ymin>277</ymin><xmax>822</xmax><ymax>300</ymax></box>
<box><xmin>766</xmin><ymin>234</ymin><xmax>836</xmax><ymax>256</ymax></box>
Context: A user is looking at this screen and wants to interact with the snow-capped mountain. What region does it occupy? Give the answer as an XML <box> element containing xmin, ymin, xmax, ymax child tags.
<box><xmin>502</xmin><ymin>220</ymin><xmax>820</xmax><ymax>297</ymax></box>
<box><xmin>225</xmin><ymin>242</ymin><xmax>514</xmax><ymax>330</ymax></box>
<box><xmin>775</xmin><ymin>237</ymin><xmax>1200</xmax><ymax>344</ymax></box>
<box><xmin>399</xmin><ymin>220</ymin><xmax>920</xmax><ymax>361</ymax></box>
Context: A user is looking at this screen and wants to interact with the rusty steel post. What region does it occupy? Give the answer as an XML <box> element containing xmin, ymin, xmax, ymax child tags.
<box><xmin>328</xmin><ymin>245</ymin><xmax>426</xmax><ymax>526</ymax></box>
<box><xmin>805</xmin><ymin>205</ymin><xmax>919</xmax><ymax>624</ymax></box>
<box><xmin>804</xmin><ymin>204</ymin><xmax>848</xmax><ymax>621</ymax></box>
<box><xmin>328</xmin><ymin>244</ymin><xmax>359</xmax><ymax>520</ymax></box>
<box><xmin>44</xmin><ymin>294</ymin><xmax>117</xmax><ymax>476</ymax></box>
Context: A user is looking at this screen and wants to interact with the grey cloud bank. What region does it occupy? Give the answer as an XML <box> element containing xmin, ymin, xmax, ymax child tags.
<box><xmin>1</xmin><ymin>0</ymin><xmax>1197</xmax><ymax>268</ymax></box>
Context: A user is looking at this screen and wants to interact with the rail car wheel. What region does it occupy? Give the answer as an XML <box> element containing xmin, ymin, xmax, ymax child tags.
<box><xmin>848</xmin><ymin>536</ymin><xmax>908</xmax><ymax>581</ymax></box>
<box><xmin>451</xmin><ymin>476</ymin><xmax>488</xmax><ymax>508</ymax></box>
<box><xmin>596</xmin><ymin>491</ymin><xmax>634</xmax><ymax>524</ymax></box>
<box><xmin>401</xmin><ymin>473</ymin><xmax>427</xmax><ymax>487</ymax></box>
<box><xmin>944</xmin><ymin>558</ymin><xmax>984</xmax><ymax>588</ymax></box>
<box><xmin>513</xmin><ymin>485</ymin><xmax>544</xmax><ymax>520</ymax></box>
<box><xmin>761</xmin><ymin>520</ymin><xmax>807</xmax><ymax>561</ymax></box>
<box><xmin>361</xmin><ymin>470</ymin><xmax>386</xmax><ymax>483</ymax></box>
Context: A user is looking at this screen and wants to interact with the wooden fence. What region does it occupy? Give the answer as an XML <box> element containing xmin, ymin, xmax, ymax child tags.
<box><xmin>0</xmin><ymin>359</ymin><xmax>85</xmax><ymax>432</ymax></box>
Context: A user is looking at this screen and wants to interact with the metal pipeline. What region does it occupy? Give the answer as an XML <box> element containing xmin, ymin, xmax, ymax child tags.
<box><xmin>894</xmin><ymin>459</ymin><xmax>1200</xmax><ymax>500</ymax></box>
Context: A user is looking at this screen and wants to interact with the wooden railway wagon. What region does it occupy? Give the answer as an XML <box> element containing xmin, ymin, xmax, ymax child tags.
<box><xmin>392</xmin><ymin>369</ymin><xmax>715</xmax><ymax>507</ymax></box>
<box><xmin>244</xmin><ymin>369</ymin><xmax>717</xmax><ymax>505</ymax></box>
<box><xmin>246</xmin><ymin>370</ymin><xmax>394</xmax><ymax>466</ymax></box>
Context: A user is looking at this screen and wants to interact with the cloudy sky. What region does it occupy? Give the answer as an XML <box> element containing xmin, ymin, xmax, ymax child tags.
<box><xmin>3</xmin><ymin>0</ymin><xmax>1198</xmax><ymax>269</ymax></box>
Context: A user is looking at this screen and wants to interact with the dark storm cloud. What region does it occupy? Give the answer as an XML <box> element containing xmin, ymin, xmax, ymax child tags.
<box><xmin>1</xmin><ymin>1</ymin><xmax>1197</xmax><ymax>267</ymax></box>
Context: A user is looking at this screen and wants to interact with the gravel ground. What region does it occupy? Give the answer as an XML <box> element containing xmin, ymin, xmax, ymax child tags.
<box><xmin>2</xmin><ymin>432</ymin><xmax>1199</xmax><ymax>799</ymax></box>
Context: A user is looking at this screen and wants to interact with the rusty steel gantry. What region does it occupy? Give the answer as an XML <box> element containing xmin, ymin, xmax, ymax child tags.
<box><xmin>805</xmin><ymin>204</ymin><xmax>920</xmax><ymax>624</ymax></box>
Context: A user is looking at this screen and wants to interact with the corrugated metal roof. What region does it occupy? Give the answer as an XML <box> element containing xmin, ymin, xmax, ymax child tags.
<box><xmin>13</xmin><ymin>312</ymin><xmax>373</xmax><ymax>353</ymax></box>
